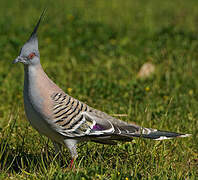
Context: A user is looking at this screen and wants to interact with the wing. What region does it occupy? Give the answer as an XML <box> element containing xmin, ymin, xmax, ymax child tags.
<box><xmin>49</xmin><ymin>92</ymin><xmax>123</xmax><ymax>138</ymax></box>
<box><xmin>49</xmin><ymin>92</ymin><xmax>91</xmax><ymax>137</ymax></box>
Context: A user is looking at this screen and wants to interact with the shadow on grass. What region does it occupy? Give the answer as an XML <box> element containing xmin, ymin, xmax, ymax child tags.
<box><xmin>0</xmin><ymin>118</ymin><xmax>70</xmax><ymax>174</ymax></box>
<box><xmin>0</xmin><ymin>140</ymin><xmax>71</xmax><ymax>174</ymax></box>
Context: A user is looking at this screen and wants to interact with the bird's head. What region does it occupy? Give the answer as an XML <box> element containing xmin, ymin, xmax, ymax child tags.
<box><xmin>13</xmin><ymin>10</ymin><xmax>46</xmax><ymax>66</ymax></box>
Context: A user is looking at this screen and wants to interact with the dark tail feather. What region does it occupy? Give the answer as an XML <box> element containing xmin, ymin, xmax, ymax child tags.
<box><xmin>122</xmin><ymin>129</ymin><xmax>191</xmax><ymax>140</ymax></box>
<box><xmin>88</xmin><ymin>120</ymin><xmax>191</xmax><ymax>142</ymax></box>
<box><xmin>91</xmin><ymin>139</ymin><xmax>117</xmax><ymax>145</ymax></box>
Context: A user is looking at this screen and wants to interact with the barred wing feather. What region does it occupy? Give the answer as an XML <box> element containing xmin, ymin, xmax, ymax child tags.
<box><xmin>50</xmin><ymin>92</ymin><xmax>191</xmax><ymax>140</ymax></box>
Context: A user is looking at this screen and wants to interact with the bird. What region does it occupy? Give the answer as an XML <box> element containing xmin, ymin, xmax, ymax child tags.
<box><xmin>13</xmin><ymin>11</ymin><xmax>191</xmax><ymax>168</ymax></box>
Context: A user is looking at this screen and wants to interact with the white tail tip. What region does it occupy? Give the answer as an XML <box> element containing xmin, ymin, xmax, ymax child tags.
<box><xmin>154</xmin><ymin>134</ymin><xmax>191</xmax><ymax>141</ymax></box>
<box><xmin>179</xmin><ymin>134</ymin><xmax>192</xmax><ymax>138</ymax></box>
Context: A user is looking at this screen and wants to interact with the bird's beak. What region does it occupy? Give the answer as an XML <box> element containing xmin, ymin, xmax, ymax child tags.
<box><xmin>12</xmin><ymin>56</ymin><xmax>22</xmax><ymax>64</ymax></box>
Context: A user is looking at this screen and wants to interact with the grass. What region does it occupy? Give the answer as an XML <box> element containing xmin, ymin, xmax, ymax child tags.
<box><xmin>0</xmin><ymin>0</ymin><xmax>197</xmax><ymax>179</ymax></box>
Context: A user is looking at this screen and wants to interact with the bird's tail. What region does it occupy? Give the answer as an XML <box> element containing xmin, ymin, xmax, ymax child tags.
<box><xmin>88</xmin><ymin>113</ymin><xmax>191</xmax><ymax>142</ymax></box>
<box><xmin>128</xmin><ymin>127</ymin><xmax>191</xmax><ymax>140</ymax></box>
<box><xmin>117</xmin><ymin>125</ymin><xmax>191</xmax><ymax>140</ymax></box>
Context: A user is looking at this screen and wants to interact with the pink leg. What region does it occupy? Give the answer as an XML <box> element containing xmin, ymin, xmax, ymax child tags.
<box><xmin>70</xmin><ymin>159</ymin><xmax>74</xmax><ymax>168</ymax></box>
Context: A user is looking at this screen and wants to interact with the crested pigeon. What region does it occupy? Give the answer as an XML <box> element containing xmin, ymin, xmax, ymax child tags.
<box><xmin>13</xmin><ymin>11</ymin><xmax>191</xmax><ymax>167</ymax></box>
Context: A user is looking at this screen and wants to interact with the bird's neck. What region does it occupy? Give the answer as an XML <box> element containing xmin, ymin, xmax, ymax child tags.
<box><xmin>24</xmin><ymin>63</ymin><xmax>45</xmax><ymax>86</ymax></box>
<box><xmin>23</xmin><ymin>63</ymin><xmax>61</xmax><ymax>96</ymax></box>
<box><xmin>24</xmin><ymin>63</ymin><xmax>50</xmax><ymax>92</ymax></box>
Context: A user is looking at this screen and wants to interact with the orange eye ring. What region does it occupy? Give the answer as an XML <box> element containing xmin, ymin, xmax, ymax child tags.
<box><xmin>28</xmin><ymin>53</ymin><xmax>36</xmax><ymax>59</ymax></box>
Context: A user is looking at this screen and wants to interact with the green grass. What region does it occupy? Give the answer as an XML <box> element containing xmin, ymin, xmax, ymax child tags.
<box><xmin>0</xmin><ymin>0</ymin><xmax>197</xmax><ymax>179</ymax></box>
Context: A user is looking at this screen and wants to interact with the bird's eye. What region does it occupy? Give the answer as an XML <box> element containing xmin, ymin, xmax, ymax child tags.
<box><xmin>28</xmin><ymin>53</ymin><xmax>36</xmax><ymax>59</ymax></box>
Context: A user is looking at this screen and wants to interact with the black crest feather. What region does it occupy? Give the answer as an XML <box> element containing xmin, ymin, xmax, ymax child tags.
<box><xmin>28</xmin><ymin>8</ymin><xmax>47</xmax><ymax>41</ymax></box>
